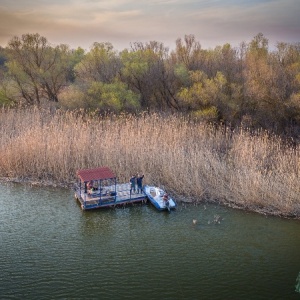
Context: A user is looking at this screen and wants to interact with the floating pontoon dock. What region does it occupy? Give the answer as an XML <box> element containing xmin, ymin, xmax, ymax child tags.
<box><xmin>74</xmin><ymin>166</ymin><xmax>146</xmax><ymax>210</ymax></box>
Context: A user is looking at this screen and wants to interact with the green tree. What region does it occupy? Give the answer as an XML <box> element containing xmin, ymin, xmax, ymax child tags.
<box><xmin>0</xmin><ymin>46</ymin><xmax>8</xmax><ymax>70</ymax></box>
<box><xmin>86</xmin><ymin>81</ymin><xmax>140</xmax><ymax>113</ymax></box>
<box><xmin>0</xmin><ymin>47</ymin><xmax>15</xmax><ymax>106</ymax></box>
<box><xmin>0</xmin><ymin>76</ymin><xmax>18</xmax><ymax>107</ymax></box>
<box><xmin>121</xmin><ymin>41</ymin><xmax>179</xmax><ymax>110</ymax></box>
<box><xmin>74</xmin><ymin>42</ymin><xmax>121</xmax><ymax>84</ymax></box>
<box><xmin>59</xmin><ymin>80</ymin><xmax>140</xmax><ymax>112</ymax></box>
<box><xmin>177</xmin><ymin>70</ymin><xmax>230</xmax><ymax>121</ymax></box>
<box><xmin>68</xmin><ymin>47</ymin><xmax>85</xmax><ymax>82</ymax></box>
<box><xmin>174</xmin><ymin>63</ymin><xmax>190</xmax><ymax>86</ymax></box>
<box><xmin>6</xmin><ymin>33</ymin><xmax>70</xmax><ymax>105</ymax></box>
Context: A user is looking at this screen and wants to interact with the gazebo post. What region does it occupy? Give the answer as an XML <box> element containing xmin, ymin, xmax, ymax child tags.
<box><xmin>114</xmin><ymin>177</ymin><xmax>117</xmax><ymax>203</ymax></box>
<box><xmin>99</xmin><ymin>179</ymin><xmax>102</xmax><ymax>203</ymax></box>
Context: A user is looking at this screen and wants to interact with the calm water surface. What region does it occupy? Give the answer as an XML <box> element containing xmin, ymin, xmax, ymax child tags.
<box><xmin>0</xmin><ymin>183</ymin><xmax>299</xmax><ymax>299</ymax></box>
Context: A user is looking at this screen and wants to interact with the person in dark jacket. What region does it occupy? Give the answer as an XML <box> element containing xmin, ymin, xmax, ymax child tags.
<box><xmin>130</xmin><ymin>175</ymin><xmax>136</xmax><ymax>194</ymax></box>
<box><xmin>136</xmin><ymin>174</ymin><xmax>144</xmax><ymax>194</ymax></box>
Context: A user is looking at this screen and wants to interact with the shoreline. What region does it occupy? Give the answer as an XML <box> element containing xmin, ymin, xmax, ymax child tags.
<box><xmin>1</xmin><ymin>177</ymin><xmax>299</xmax><ymax>220</ymax></box>
<box><xmin>1</xmin><ymin>109</ymin><xmax>299</xmax><ymax>221</ymax></box>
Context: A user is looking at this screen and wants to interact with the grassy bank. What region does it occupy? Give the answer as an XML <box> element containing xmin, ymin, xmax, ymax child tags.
<box><xmin>1</xmin><ymin>107</ymin><xmax>299</xmax><ymax>218</ymax></box>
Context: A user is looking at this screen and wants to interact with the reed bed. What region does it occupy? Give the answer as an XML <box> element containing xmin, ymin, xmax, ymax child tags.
<box><xmin>0</xmin><ymin>107</ymin><xmax>299</xmax><ymax>218</ymax></box>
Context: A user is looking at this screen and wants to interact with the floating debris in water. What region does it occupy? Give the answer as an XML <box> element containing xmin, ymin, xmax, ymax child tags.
<box><xmin>214</xmin><ymin>214</ymin><xmax>222</xmax><ymax>224</ymax></box>
<box><xmin>207</xmin><ymin>214</ymin><xmax>222</xmax><ymax>225</ymax></box>
<box><xmin>192</xmin><ymin>219</ymin><xmax>197</xmax><ymax>225</ymax></box>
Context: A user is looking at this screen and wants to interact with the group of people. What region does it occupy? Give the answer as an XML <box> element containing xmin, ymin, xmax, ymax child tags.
<box><xmin>85</xmin><ymin>175</ymin><xmax>144</xmax><ymax>195</ymax></box>
<box><xmin>130</xmin><ymin>174</ymin><xmax>144</xmax><ymax>194</ymax></box>
<box><xmin>86</xmin><ymin>180</ymin><xmax>98</xmax><ymax>195</ymax></box>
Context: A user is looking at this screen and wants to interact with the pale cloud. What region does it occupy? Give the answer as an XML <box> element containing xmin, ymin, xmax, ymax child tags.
<box><xmin>0</xmin><ymin>0</ymin><xmax>299</xmax><ymax>51</ymax></box>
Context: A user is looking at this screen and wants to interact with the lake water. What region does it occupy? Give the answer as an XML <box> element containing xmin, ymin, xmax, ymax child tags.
<box><xmin>0</xmin><ymin>183</ymin><xmax>299</xmax><ymax>299</ymax></box>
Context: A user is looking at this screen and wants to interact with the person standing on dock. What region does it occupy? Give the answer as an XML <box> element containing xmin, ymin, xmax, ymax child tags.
<box><xmin>136</xmin><ymin>174</ymin><xmax>144</xmax><ymax>194</ymax></box>
<box><xmin>130</xmin><ymin>175</ymin><xmax>136</xmax><ymax>194</ymax></box>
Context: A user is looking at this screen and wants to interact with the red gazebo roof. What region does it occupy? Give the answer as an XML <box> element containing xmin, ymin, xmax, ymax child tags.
<box><xmin>77</xmin><ymin>166</ymin><xmax>116</xmax><ymax>182</ymax></box>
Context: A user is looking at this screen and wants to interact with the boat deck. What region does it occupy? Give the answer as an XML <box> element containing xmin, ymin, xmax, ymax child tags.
<box><xmin>75</xmin><ymin>183</ymin><xmax>146</xmax><ymax>210</ymax></box>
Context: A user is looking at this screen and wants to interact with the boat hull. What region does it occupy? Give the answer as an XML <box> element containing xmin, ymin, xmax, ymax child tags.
<box><xmin>143</xmin><ymin>185</ymin><xmax>176</xmax><ymax>211</ymax></box>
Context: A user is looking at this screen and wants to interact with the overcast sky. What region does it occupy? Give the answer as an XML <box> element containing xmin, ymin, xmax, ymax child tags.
<box><xmin>0</xmin><ymin>0</ymin><xmax>299</xmax><ymax>51</ymax></box>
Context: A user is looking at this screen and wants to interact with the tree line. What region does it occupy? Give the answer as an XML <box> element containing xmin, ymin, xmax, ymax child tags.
<box><xmin>0</xmin><ymin>33</ymin><xmax>300</xmax><ymax>134</ymax></box>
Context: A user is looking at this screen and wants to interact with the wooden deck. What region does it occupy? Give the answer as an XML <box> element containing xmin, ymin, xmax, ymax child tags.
<box><xmin>75</xmin><ymin>183</ymin><xmax>147</xmax><ymax>210</ymax></box>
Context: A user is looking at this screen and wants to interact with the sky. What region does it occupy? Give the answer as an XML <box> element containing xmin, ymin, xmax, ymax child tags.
<box><xmin>0</xmin><ymin>0</ymin><xmax>299</xmax><ymax>51</ymax></box>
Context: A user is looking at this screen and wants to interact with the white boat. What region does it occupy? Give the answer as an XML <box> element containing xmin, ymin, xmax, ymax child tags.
<box><xmin>143</xmin><ymin>185</ymin><xmax>176</xmax><ymax>211</ymax></box>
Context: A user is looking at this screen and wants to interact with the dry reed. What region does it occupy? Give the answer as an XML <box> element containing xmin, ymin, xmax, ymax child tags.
<box><xmin>0</xmin><ymin>107</ymin><xmax>299</xmax><ymax>218</ymax></box>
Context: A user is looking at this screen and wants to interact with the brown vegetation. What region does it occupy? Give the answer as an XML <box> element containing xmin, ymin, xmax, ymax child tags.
<box><xmin>0</xmin><ymin>107</ymin><xmax>299</xmax><ymax>218</ymax></box>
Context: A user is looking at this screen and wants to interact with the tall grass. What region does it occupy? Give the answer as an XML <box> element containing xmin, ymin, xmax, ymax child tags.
<box><xmin>1</xmin><ymin>107</ymin><xmax>299</xmax><ymax>218</ymax></box>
